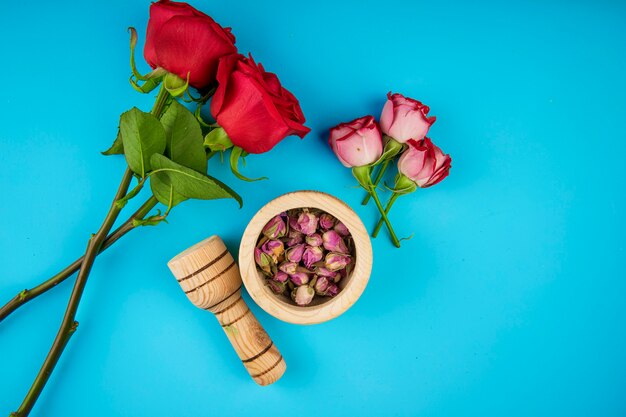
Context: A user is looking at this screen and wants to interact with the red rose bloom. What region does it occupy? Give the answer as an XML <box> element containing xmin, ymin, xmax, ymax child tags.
<box><xmin>210</xmin><ymin>54</ymin><xmax>310</xmax><ymax>154</ymax></box>
<box><xmin>144</xmin><ymin>0</ymin><xmax>237</xmax><ymax>89</ymax></box>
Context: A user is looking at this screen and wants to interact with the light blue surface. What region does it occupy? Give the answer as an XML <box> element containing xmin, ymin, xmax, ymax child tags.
<box><xmin>1</xmin><ymin>0</ymin><xmax>625</xmax><ymax>416</ymax></box>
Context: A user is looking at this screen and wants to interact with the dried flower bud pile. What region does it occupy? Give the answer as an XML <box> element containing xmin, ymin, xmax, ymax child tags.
<box><xmin>255</xmin><ymin>208</ymin><xmax>355</xmax><ymax>306</ymax></box>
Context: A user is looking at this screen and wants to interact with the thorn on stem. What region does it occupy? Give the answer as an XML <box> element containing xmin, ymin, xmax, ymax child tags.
<box><xmin>70</xmin><ymin>321</ymin><xmax>79</xmax><ymax>333</ymax></box>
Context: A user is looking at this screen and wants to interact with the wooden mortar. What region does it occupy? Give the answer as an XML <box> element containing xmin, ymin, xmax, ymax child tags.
<box><xmin>167</xmin><ymin>235</ymin><xmax>286</xmax><ymax>386</ymax></box>
<box><xmin>239</xmin><ymin>191</ymin><xmax>373</xmax><ymax>325</ymax></box>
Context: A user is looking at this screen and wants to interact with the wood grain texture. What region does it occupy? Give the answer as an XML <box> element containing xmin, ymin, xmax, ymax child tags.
<box><xmin>239</xmin><ymin>191</ymin><xmax>373</xmax><ymax>325</ymax></box>
<box><xmin>168</xmin><ymin>236</ymin><xmax>286</xmax><ymax>386</ymax></box>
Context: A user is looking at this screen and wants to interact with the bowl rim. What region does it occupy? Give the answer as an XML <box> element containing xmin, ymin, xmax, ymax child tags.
<box><xmin>239</xmin><ymin>190</ymin><xmax>373</xmax><ymax>325</ymax></box>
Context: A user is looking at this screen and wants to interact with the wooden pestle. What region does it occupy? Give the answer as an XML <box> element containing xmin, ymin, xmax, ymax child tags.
<box><xmin>167</xmin><ymin>235</ymin><xmax>286</xmax><ymax>386</ymax></box>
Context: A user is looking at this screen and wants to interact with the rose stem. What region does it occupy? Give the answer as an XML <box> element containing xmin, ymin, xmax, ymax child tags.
<box><xmin>361</xmin><ymin>159</ymin><xmax>390</xmax><ymax>205</ymax></box>
<box><xmin>0</xmin><ymin>82</ymin><xmax>182</xmax><ymax>324</ymax></box>
<box><xmin>368</xmin><ymin>187</ymin><xmax>401</xmax><ymax>247</ymax></box>
<box><xmin>0</xmin><ymin>196</ymin><xmax>158</xmax><ymax>323</ymax></box>
<box><xmin>11</xmin><ymin>167</ymin><xmax>133</xmax><ymax>417</ymax></box>
<box><xmin>372</xmin><ymin>191</ymin><xmax>400</xmax><ymax>238</ymax></box>
<box><xmin>11</xmin><ymin>86</ymin><xmax>171</xmax><ymax>417</ymax></box>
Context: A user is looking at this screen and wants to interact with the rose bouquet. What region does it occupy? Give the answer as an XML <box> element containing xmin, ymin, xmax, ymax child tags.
<box><xmin>3</xmin><ymin>1</ymin><xmax>309</xmax><ymax>415</ymax></box>
<box><xmin>329</xmin><ymin>93</ymin><xmax>451</xmax><ymax>247</ymax></box>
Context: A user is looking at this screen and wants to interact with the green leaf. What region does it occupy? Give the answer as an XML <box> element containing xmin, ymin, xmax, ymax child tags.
<box><xmin>150</xmin><ymin>174</ymin><xmax>188</xmax><ymax>208</ymax></box>
<box><xmin>101</xmin><ymin>130</ymin><xmax>124</xmax><ymax>155</ymax></box>
<box><xmin>160</xmin><ymin>100</ymin><xmax>207</xmax><ymax>173</ymax></box>
<box><xmin>204</xmin><ymin>127</ymin><xmax>233</xmax><ymax>152</ymax></box>
<box><xmin>150</xmin><ymin>154</ymin><xmax>242</xmax><ymax>207</ymax></box>
<box><xmin>120</xmin><ymin>107</ymin><xmax>166</xmax><ymax>177</ymax></box>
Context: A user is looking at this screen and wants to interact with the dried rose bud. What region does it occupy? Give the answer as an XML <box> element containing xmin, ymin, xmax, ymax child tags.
<box><xmin>255</xmin><ymin>248</ymin><xmax>274</xmax><ymax>275</ymax></box>
<box><xmin>297</xmin><ymin>211</ymin><xmax>318</xmax><ymax>235</ymax></box>
<box><xmin>261</xmin><ymin>239</ymin><xmax>284</xmax><ymax>259</ymax></box>
<box><xmin>315</xmin><ymin>266</ymin><xmax>338</xmax><ymax>280</ymax></box>
<box><xmin>291</xmin><ymin>285</ymin><xmax>315</xmax><ymax>306</ymax></box>
<box><xmin>262</xmin><ymin>215</ymin><xmax>287</xmax><ymax>239</ymax></box>
<box><xmin>342</xmin><ymin>262</ymin><xmax>353</xmax><ymax>280</ymax></box>
<box><xmin>279</xmin><ymin>261</ymin><xmax>298</xmax><ymax>275</ymax></box>
<box><xmin>302</xmin><ymin>245</ymin><xmax>324</xmax><ymax>268</ymax></box>
<box><xmin>290</xmin><ymin>271</ymin><xmax>310</xmax><ymax>286</ymax></box>
<box><xmin>319</xmin><ymin>213</ymin><xmax>335</xmax><ymax>230</ymax></box>
<box><xmin>288</xmin><ymin>213</ymin><xmax>300</xmax><ymax>232</ymax></box>
<box><xmin>305</xmin><ymin>233</ymin><xmax>323</xmax><ymax>247</ymax></box>
<box><xmin>273</xmin><ymin>271</ymin><xmax>289</xmax><ymax>283</ymax></box>
<box><xmin>325</xmin><ymin>283</ymin><xmax>339</xmax><ymax>297</ymax></box>
<box><xmin>322</xmin><ymin>230</ymin><xmax>349</xmax><ymax>254</ymax></box>
<box><xmin>285</xmin><ymin>229</ymin><xmax>304</xmax><ymax>246</ymax></box>
<box><xmin>334</xmin><ymin>221</ymin><xmax>350</xmax><ymax>237</ymax></box>
<box><xmin>266</xmin><ymin>279</ymin><xmax>286</xmax><ymax>294</ymax></box>
<box><xmin>285</xmin><ymin>243</ymin><xmax>305</xmax><ymax>263</ymax></box>
<box><xmin>325</xmin><ymin>252</ymin><xmax>351</xmax><ymax>271</ymax></box>
<box><xmin>314</xmin><ymin>276</ymin><xmax>330</xmax><ymax>295</ymax></box>
<box><xmin>335</xmin><ymin>268</ymin><xmax>346</xmax><ymax>283</ymax></box>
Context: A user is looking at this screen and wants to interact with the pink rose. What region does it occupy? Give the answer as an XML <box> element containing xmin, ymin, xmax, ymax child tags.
<box><xmin>328</xmin><ymin>116</ymin><xmax>383</xmax><ymax>167</ymax></box>
<box><xmin>380</xmin><ymin>92</ymin><xmax>436</xmax><ymax>143</ymax></box>
<box><xmin>397</xmin><ymin>138</ymin><xmax>451</xmax><ymax>188</ymax></box>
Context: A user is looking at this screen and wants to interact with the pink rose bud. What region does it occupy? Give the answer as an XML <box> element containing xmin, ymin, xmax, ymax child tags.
<box><xmin>305</xmin><ymin>233</ymin><xmax>323</xmax><ymax>247</ymax></box>
<box><xmin>261</xmin><ymin>239</ymin><xmax>284</xmax><ymax>259</ymax></box>
<box><xmin>314</xmin><ymin>276</ymin><xmax>330</xmax><ymax>295</ymax></box>
<box><xmin>328</xmin><ymin>115</ymin><xmax>383</xmax><ymax>167</ymax></box>
<box><xmin>266</xmin><ymin>279</ymin><xmax>286</xmax><ymax>294</ymax></box>
<box><xmin>398</xmin><ymin>138</ymin><xmax>451</xmax><ymax>188</ymax></box>
<box><xmin>333</xmin><ymin>221</ymin><xmax>350</xmax><ymax>237</ymax></box>
<box><xmin>379</xmin><ymin>92</ymin><xmax>436</xmax><ymax>143</ymax></box>
<box><xmin>325</xmin><ymin>252</ymin><xmax>351</xmax><ymax>271</ymax></box>
<box><xmin>279</xmin><ymin>261</ymin><xmax>298</xmax><ymax>275</ymax></box>
<box><xmin>255</xmin><ymin>247</ymin><xmax>274</xmax><ymax>275</ymax></box>
<box><xmin>322</xmin><ymin>230</ymin><xmax>349</xmax><ymax>254</ymax></box>
<box><xmin>273</xmin><ymin>271</ymin><xmax>289</xmax><ymax>283</ymax></box>
<box><xmin>319</xmin><ymin>213</ymin><xmax>335</xmax><ymax>230</ymax></box>
<box><xmin>297</xmin><ymin>211</ymin><xmax>318</xmax><ymax>235</ymax></box>
<box><xmin>288</xmin><ymin>214</ymin><xmax>300</xmax><ymax>231</ymax></box>
<box><xmin>285</xmin><ymin>243</ymin><xmax>305</xmax><ymax>263</ymax></box>
<box><xmin>262</xmin><ymin>215</ymin><xmax>287</xmax><ymax>239</ymax></box>
<box><xmin>292</xmin><ymin>285</ymin><xmax>315</xmax><ymax>306</ymax></box>
<box><xmin>285</xmin><ymin>229</ymin><xmax>304</xmax><ymax>246</ymax></box>
<box><xmin>325</xmin><ymin>283</ymin><xmax>339</xmax><ymax>297</ymax></box>
<box><xmin>302</xmin><ymin>245</ymin><xmax>324</xmax><ymax>268</ymax></box>
<box><xmin>338</xmin><ymin>267</ymin><xmax>349</xmax><ymax>282</ymax></box>
<box><xmin>315</xmin><ymin>267</ymin><xmax>338</xmax><ymax>280</ymax></box>
<box><xmin>289</xmin><ymin>272</ymin><xmax>310</xmax><ymax>286</ymax></box>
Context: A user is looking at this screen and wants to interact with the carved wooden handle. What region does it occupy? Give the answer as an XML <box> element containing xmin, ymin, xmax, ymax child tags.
<box><xmin>167</xmin><ymin>235</ymin><xmax>286</xmax><ymax>385</ymax></box>
<box><xmin>213</xmin><ymin>290</ymin><xmax>286</xmax><ymax>385</ymax></box>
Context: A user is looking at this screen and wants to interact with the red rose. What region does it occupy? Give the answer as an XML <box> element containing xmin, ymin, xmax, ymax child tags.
<box><xmin>144</xmin><ymin>0</ymin><xmax>237</xmax><ymax>89</ymax></box>
<box><xmin>397</xmin><ymin>138</ymin><xmax>451</xmax><ymax>188</ymax></box>
<box><xmin>210</xmin><ymin>54</ymin><xmax>310</xmax><ymax>154</ymax></box>
<box><xmin>328</xmin><ymin>116</ymin><xmax>383</xmax><ymax>167</ymax></box>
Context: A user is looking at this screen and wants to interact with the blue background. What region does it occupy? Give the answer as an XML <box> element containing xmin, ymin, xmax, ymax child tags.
<box><xmin>1</xmin><ymin>0</ymin><xmax>625</xmax><ymax>415</ymax></box>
